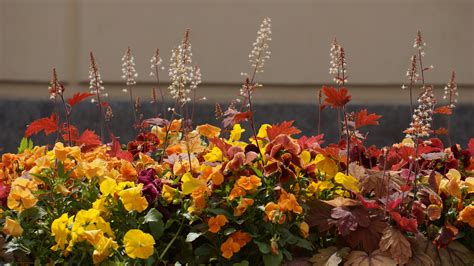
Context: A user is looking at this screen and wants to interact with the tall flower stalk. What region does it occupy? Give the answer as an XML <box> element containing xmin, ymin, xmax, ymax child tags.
<box><xmin>443</xmin><ymin>71</ymin><xmax>458</xmax><ymax>145</ymax></box>
<box><xmin>89</xmin><ymin>52</ymin><xmax>108</xmax><ymax>141</ymax></box>
<box><xmin>121</xmin><ymin>47</ymin><xmax>139</xmax><ymax>126</ymax></box>
<box><xmin>402</xmin><ymin>55</ymin><xmax>419</xmax><ymax>118</ymax></box>
<box><xmin>239</xmin><ymin>17</ymin><xmax>272</xmax><ymax>159</ymax></box>
<box><xmin>48</xmin><ymin>68</ymin><xmax>68</xmax><ymax>144</ymax></box>
<box><xmin>150</xmin><ymin>48</ymin><xmax>165</xmax><ymax>117</ymax></box>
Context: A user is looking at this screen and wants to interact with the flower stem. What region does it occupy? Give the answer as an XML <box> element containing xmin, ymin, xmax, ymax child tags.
<box><xmin>159</xmin><ymin>218</ymin><xmax>185</xmax><ymax>261</ymax></box>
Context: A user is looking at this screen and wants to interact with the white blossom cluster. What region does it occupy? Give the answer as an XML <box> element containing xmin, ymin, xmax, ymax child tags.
<box><xmin>121</xmin><ymin>47</ymin><xmax>138</xmax><ymax>92</ymax></box>
<box><xmin>150</xmin><ymin>48</ymin><xmax>165</xmax><ymax>77</ymax></box>
<box><xmin>89</xmin><ymin>53</ymin><xmax>108</xmax><ymax>103</ymax></box>
<box><xmin>329</xmin><ymin>38</ymin><xmax>348</xmax><ymax>85</ymax></box>
<box><xmin>401</xmin><ymin>55</ymin><xmax>419</xmax><ymax>90</ymax></box>
<box><xmin>168</xmin><ymin>31</ymin><xmax>194</xmax><ymax>105</ymax></box>
<box><xmin>190</xmin><ymin>65</ymin><xmax>202</xmax><ymax>91</ymax></box>
<box><xmin>443</xmin><ymin>71</ymin><xmax>458</xmax><ymax>108</ymax></box>
<box><xmin>248</xmin><ymin>17</ymin><xmax>272</xmax><ymax>75</ymax></box>
<box><xmin>413</xmin><ymin>31</ymin><xmax>426</xmax><ymax>56</ymax></box>
<box><xmin>48</xmin><ymin>69</ymin><xmax>64</xmax><ymax>100</ymax></box>
<box><xmin>405</xmin><ymin>86</ymin><xmax>436</xmax><ymax>139</ymax></box>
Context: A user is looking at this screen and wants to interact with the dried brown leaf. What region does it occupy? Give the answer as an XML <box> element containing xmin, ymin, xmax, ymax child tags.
<box><xmin>309</xmin><ymin>246</ymin><xmax>350</xmax><ymax>266</ymax></box>
<box><xmin>379</xmin><ymin>227</ymin><xmax>412</xmax><ymax>265</ymax></box>
<box><xmin>412</xmin><ymin>235</ymin><xmax>474</xmax><ymax>266</ymax></box>
<box><xmin>344</xmin><ymin>249</ymin><xmax>396</xmax><ymax>266</ymax></box>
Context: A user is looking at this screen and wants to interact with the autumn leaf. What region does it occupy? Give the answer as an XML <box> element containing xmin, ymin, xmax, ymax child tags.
<box><xmin>108</xmin><ymin>135</ymin><xmax>133</xmax><ymax>162</ymax></box>
<box><xmin>25</xmin><ymin>113</ymin><xmax>58</xmax><ymax>137</ymax></box>
<box><xmin>434</xmin><ymin>127</ymin><xmax>449</xmax><ymax>135</ymax></box>
<box><xmin>266</xmin><ymin>120</ymin><xmax>301</xmax><ymax>141</ymax></box>
<box><xmin>355</xmin><ymin>109</ymin><xmax>382</xmax><ymax>128</ymax></box>
<box><xmin>67</xmin><ymin>92</ymin><xmax>94</xmax><ymax>107</ymax></box>
<box><xmin>379</xmin><ymin>227</ymin><xmax>412</xmax><ymax>265</ymax></box>
<box><xmin>208</xmin><ymin>137</ymin><xmax>233</xmax><ymax>159</ymax></box>
<box><xmin>322</xmin><ymin>86</ymin><xmax>351</xmax><ymax>108</ymax></box>
<box><xmin>222</xmin><ymin>107</ymin><xmax>252</xmax><ymax>128</ymax></box>
<box><xmin>77</xmin><ymin>130</ymin><xmax>101</xmax><ymax>146</ymax></box>
<box><xmin>345</xmin><ymin>215</ymin><xmax>388</xmax><ymax>253</ymax></box>
<box><xmin>309</xmin><ymin>246</ymin><xmax>350</xmax><ymax>266</ymax></box>
<box><xmin>344</xmin><ymin>249</ymin><xmax>396</xmax><ymax>266</ymax></box>
<box><xmin>411</xmin><ymin>236</ymin><xmax>474</xmax><ymax>266</ymax></box>
<box><xmin>298</xmin><ymin>134</ymin><xmax>324</xmax><ymax>150</ymax></box>
<box><xmin>305</xmin><ymin>200</ymin><xmax>334</xmax><ymax>231</ymax></box>
<box><xmin>434</xmin><ymin>105</ymin><xmax>452</xmax><ymax>115</ymax></box>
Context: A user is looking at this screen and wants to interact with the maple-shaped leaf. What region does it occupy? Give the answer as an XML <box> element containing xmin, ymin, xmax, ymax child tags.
<box><xmin>355</xmin><ymin>109</ymin><xmax>382</xmax><ymax>128</ymax></box>
<box><xmin>379</xmin><ymin>226</ymin><xmax>412</xmax><ymax>265</ymax></box>
<box><xmin>77</xmin><ymin>130</ymin><xmax>101</xmax><ymax>146</ymax></box>
<box><xmin>266</xmin><ymin>120</ymin><xmax>301</xmax><ymax>141</ymax></box>
<box><xmin>297</xmin><ymin>134</ymin><xmax>324</xmax><ymax>150</ymax></box>
<box><xmin>346</xmin><ymin>214</ymin><xmax>388</xmax><ymax>253</ymax></box>
<box><xmin>322</xmin><ymin>86</ymin><xmax>351</xmax><ymax>109</ymax></box>
<box><xmin>344</xmin><ymin>250</ymin><xmax>396</xmax><ymax>266</ymax></box>
<box><xmin>355</xmin><ymin>194</ymin><xmax>380</xmax><ymax>209</ymax></box>
<box><xmin>330</xmin><ymin>207</ymin><xmax>370</xmax><ymax>236</ymax></box>
<box><xmin>434</xmin><ymin>127</ymin><xmax>449</xmax><ymax>135</ymax></box>
<box><xmin>434</xmin><ymin>105</ymin><xmax>452</xmax><ymax>115</ymax></box>
<box><xmin>222</xmin><ymin>107</ymin><xmax>252</xmax><ymax>129</ymax></box>
<box><xmin>67</xmin><ymin>92</ymin><xmax>94</xmax><ymax>107</ymax></box>
<box><xmin>61</xmin><ymin>124</ymin><xmax>79</xmax><ymax>143</ymax></box>
<box><xmin>25</xmin><ymin>113</ymin><xmax>58</xmax><ymax>137</ymax></box>
<box><xmin>108</xmin><ymin>135</ymin><xmax>133</xmax><ymax>162</ymax></box>
<box><xmin>411</xmin><ymin>236</ymin><xmax>474</xmax><ymax>266</ymax></box>
<box><xmin>305</xmin><ymin>200</ymin><xmax>334</xmax><ymax>231</ymax></box>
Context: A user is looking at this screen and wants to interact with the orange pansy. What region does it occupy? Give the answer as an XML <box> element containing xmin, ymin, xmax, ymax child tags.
<box><xmin>220</xmin><ymin>237</ymin><xmax>241</xmax><ymax>259</ymax></box>
<box><xmin>233</xmin><ymin>198</ymin><xmax>254</xmax><ymax>217</ymax></box>
<box><xmin>208</xmin><ymin>214</ymin><xmax>228</xmax><ymax>233</ymax></box>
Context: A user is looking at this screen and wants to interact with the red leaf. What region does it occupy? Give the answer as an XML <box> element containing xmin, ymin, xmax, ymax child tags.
<box><xmin>356</xmin><ymin>193</ymin><xmax>380</xmax><ymax>209</ymax></box>
<box><xmin>101</xmin><ymin>102</ymin><xmax>110</xmax><ymax>107</ymax></box>
<box><xmin>322</xmin><ymin>86</ymin><xmax>351</xmax><ymax>108</ymax></box>
<box><xmin>297</xmin><ymin>134</ymin><xmax>324</xmax><ymax>150</ymax></box>
<box><xmin>108</xmin><ymin>135</ymin><xmax>133</xmax><ymax>162</ymax></box>
<box><xmin>355</xmin><ymin>109</ymin><xmax>382</xmax><ymax>128</ymax></box>
<box><xmin>434</xmin><ymin>128</ymin><xmax>449</xmax><ymax>135</ymax></box>
<box><xmin>25</xmin><ymin>113</ymin><xmax>58</xmax><ymax>137</ymax></box>
<box><xmin>209</xmin><ymin>137</ymin><xmax>233</xmax><ymax>159</ymax></box>
<box><xmin>387</xmin><ymin>196</ymin><xmax>402</xmax><ymax>211</ymax></box>
<box><xmin>469</xmin><ymin>138</ymin><xmax>474</xmax><ymax>155</ymax></box>
<box><xmin>77</xmin><ymin>130</ymin><xmax>101</xmax><ymax>146</ymax></box>
<box><xmin>67</xmin><ymin>92</ymin><xmax>94</xmax><ymax>107</ymax></box>
<box><xmin>434</xmin><ymin>106</ymin><xmax>452</xmax><ymax>115</ymax></box>
<box><xmin>266</xmin><ymin>120</ymin><xmax>301</xmax><ymax>141</ymax></box>
<box><xmin>233</xmin><ymin>111</ymin><xmax>252</xmax><ymax>124</ymax></box>
<box><xmin>61</xmin><ymin>124</ymin><xmax>79</xmax><ymax>143</ymax></box>
<box><xmin>390</xmin><ymin>211</ymin><xmax>418</xmax><ymax>233</ymax></box>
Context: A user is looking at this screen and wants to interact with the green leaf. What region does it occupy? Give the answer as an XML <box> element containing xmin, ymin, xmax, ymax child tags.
<box><xmin>233</xmin><ymin>261</ymin><xmax>250</xmax><ymax>266</ymax></box>
<box><xmin>250</xmin><ymin>165</ymin><xmax>264</xmax><ymax>178</ymax></box>
<box><xmin>148</xmin><ymin>220</ymin><xmax>164</xmax><ymax>239</ymax></box>
<box><xmin>263</xmin><ymin>252</ymin><xmax>283</xmax><ymax>266</ymax></box>
<box><xmin>208</xmin><ymin>208</ymin><xmax>232</xmax><ymax>218</ymax></box>
<box><xmin>254</xmin><ymin>240</ymin><xmax>271</xmax><ymax>254</ymax></box>
<box><xmin>194</xmin><ymin>243</ymin><xmax>214</xmax><ymax>257</ymax></box>
<box><xmin>18</xmin><ymin>138</ymin><xmax>33</xmax><ymax>153</ymax></box>
<box><xmin>186</xmin><ymin>232</ymin><xmax>204</xmax><ymax>242</ymax></box>
<box><xmin>296</xmin><ymin>238</ymin><xmax>313</xmax><ymax>251</ymax></box>
<box><xmin>144</xmin><ymin>208</ymin><xmax>163</xmax><ymax>223</ymax></box>
<box><xmin>223</xmin><ymin>227</ymin><xmax>237</xmax><ymax>236</ymax></box>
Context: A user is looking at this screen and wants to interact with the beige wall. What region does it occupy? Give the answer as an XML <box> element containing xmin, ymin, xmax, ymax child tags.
<box><xmin>0</xmin><ymin>0</ymin><xmax>473</xmax><ymax>93</ymax></box>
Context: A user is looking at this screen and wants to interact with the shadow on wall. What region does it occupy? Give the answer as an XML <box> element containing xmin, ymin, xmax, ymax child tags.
<box><xmin>0</xmin><ymin>100</ymin><xmax>472</xmax><ymax>153</ymax></box>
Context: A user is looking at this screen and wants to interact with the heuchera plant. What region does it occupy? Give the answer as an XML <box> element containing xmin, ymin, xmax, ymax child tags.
<box><xmin>0</xmin><ymin>20</ymin><xmax>472</xmax><ymax>265</ymax></box>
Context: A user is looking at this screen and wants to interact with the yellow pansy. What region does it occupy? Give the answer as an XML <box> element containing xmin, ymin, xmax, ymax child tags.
<box><xmin>229</xmin><ymin>124</ymin><xmax>245</xmax><ymax>142</ymax></box>
<box><xmin>196</xmin><ymin>124</ymin><xmax>221</xmax><ymax>138</ymax></box>
<box><xmin>72</xmin><ymin>209</ymin><xmax>114</xmax><ymax>240</ymax></box>
<box><xmin>181</xmin><ymin>172</ymin><xmax>206</xmax><ymax>195</ymax></box>
<box><xmin>307</xmin><ymin>180</ymin><xmax>334</xmax><ymax>195</ymax></box>
<box><xmin>334</xmin><ymin>172</ymin><xmax>360</xmax><ymax>192</ymax></box>
<box><xmin>314</xmin><ymin>154</ymin><xmax>338</xmax><ymax>179</ymax></box>
<box><xmin>204</xmin><ymin>147</ymin><xmax>223</xmax><ymax>163</ymax></box>
<box><xmin>28</xmin><ymin>155</ymin><xmax>52</xmax><ymax>176</ymax></box>
<box><xmin>100</xmin><ymin>177</ymin><xmax>118</xmax><ymax>197</ymax></box>
<box><xmin>2</xmin><ymin>217</ymin><xmax>23</xmax><ymax>237</ymax></box>
<box><xmin>51</xmin><ymin>213</ymin><xmax>73</xmax><ymax>252</ymax></box>
<box><xmin>78</xmin><ymin>159</ymin><xmax>108</xmax><ymax>179</ymax></box>
<box><xmin>118</xmin><ymin>184</ymin><xmax>148</xmax><ymax>213</ymax></box>
<box><xmin>92</xmin><ymin>235</ymin><xmax>118</xmax><ymax>264</ymax></box>
<box><xmin>123</xmin><ymin>229</ymin><xmax>155</xmax><ymax>259</ymax></box>
<box><xmin>162</xmin><ymin>184</ymin><xmax>180</xmax><ymax>203</ymax></box>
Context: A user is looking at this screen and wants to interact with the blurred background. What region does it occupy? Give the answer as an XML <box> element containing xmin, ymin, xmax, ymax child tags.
<box><xmin>0</xmin><ymin>0</ymin><xmax>472</xmax><ymax>152</ymax></box>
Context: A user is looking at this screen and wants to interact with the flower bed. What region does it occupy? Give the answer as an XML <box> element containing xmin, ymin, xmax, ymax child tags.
<box><xmin>0</xmin><ymin>18</ymin><xmax>473</xmax><ymax>265</ymax></box>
